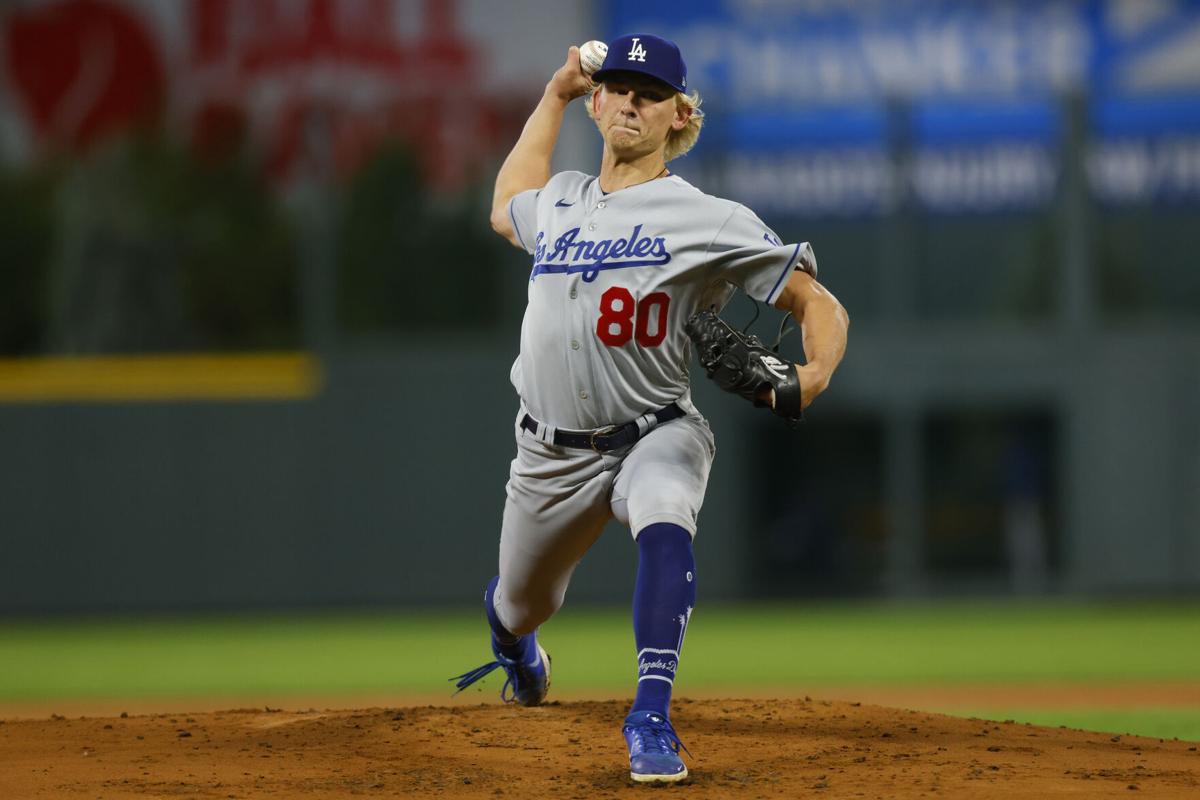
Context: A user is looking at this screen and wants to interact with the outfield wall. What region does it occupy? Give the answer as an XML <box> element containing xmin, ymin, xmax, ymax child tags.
<box><xmin>2</xmin><ymin>331</ymin><xmax>1197</xmax><ymax>613</ymax></box>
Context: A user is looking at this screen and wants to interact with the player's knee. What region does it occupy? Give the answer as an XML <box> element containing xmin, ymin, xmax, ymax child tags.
<box><xmin>636</xmin><ymin>522</ymin><xmax>694</xmax><ymax>561</ymax></box>
<box><xmin>504</xmin><ymin>606</ymin><xmax>553</xmax><ymax>636</ymax></box>
<box><xmin>498</xmin><ymin>591</ymin><xmax>560</xmax><ymax>635</ymax></box>
<box><xmin>629</xmin><ymin>509</ymin><xmax>698</xmax><ymax>543</ymax></box>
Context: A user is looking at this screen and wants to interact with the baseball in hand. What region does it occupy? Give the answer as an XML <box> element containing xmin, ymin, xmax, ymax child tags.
<box><xmin>578</xmin><ymin>40</ymin><xmax>607</xmax><ymax>76</ymax></box>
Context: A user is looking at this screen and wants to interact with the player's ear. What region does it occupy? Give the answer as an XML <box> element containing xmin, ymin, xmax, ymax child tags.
<box><xmin>671</xmin><ymin>103</ymin><xmax>691</xmax><ymax>131</ymax></box>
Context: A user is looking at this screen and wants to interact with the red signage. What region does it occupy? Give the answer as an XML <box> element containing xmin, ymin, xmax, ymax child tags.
<box><xmin>4</xmin><ymin>0</ymin><xmax>514</xmax><ymax>190</ymax></box>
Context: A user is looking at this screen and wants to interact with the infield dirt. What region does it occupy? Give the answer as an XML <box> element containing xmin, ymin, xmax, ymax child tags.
<box><xmin>2</xmin><ymin>697</ymin><xmax>1198</xmax><ymax>799</ymax></box>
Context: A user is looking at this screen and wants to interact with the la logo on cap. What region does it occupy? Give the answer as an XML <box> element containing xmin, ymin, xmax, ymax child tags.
<box><xmin>592</xmin><ymin>33</ymin><xmax>687</xmax><ymax>93</ymax></box>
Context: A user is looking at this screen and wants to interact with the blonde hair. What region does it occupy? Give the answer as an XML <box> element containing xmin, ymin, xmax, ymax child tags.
<box><xmin>666</xmin><ymin>91</ymin><xmax>704</xmax><ymax>161</ymax></box>
<box><xmin>587</xmin><ymin>87</ymin><xmax>705</xmax><ymax>162</ymax></box>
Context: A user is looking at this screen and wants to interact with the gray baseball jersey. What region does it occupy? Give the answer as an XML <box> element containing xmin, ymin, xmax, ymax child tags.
<box><xmin>492</xmin><ymin>169</ymin><xmax>818</xmax><ymax>636</ymax></box>
<box><xmin>508</xmin><ymin>170</ymin><xmax>817</xmax><ymax>431</ymax></box>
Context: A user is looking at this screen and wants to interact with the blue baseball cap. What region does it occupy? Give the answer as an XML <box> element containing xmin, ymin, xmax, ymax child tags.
<box><xmin>591</xmin><ymin>33</ymin><xmax>688</xmax><ymax>93</ymax></box>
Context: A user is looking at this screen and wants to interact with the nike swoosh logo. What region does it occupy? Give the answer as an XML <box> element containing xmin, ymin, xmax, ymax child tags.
<box><xmin>555</xmin><ymin>199</ymin><xmax>574</xmax><ymax>207</ymax></box>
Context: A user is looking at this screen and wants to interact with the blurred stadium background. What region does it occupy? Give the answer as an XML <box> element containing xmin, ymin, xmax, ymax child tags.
<box><xmin>1</xmin><ymin>0</ymin><xmax>1198</xmax><ymax>738</ymax></box>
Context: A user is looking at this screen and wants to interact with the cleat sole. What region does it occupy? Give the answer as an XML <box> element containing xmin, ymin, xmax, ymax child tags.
<box><xmin>630</xmin><ymin>767</ymin><xmax>688</xmax><ymax>783</ymax></box>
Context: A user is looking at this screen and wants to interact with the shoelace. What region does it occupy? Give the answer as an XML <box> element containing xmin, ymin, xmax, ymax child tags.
<box><xmin>449</xmin><ymin>656</ymin><xmax>525</xmax><ymax>703</ymax></box>
<box><xmin>627</xmin><ymin>716</ymin><xmax>693</xmax><ymax>759</ymax></box>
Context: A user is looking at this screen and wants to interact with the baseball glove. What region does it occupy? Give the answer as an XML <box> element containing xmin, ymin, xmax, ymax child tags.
<box><xmin>685</xmin><ymin>309</ymin><xmax>803</xmax><ymax>424</ymax></box>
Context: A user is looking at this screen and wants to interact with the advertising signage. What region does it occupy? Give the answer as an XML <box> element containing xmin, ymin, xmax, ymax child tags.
<box><xmin>603</xmin><ymin>0</ymin><xmax>1200</xmax><ymax>214</ymax></box>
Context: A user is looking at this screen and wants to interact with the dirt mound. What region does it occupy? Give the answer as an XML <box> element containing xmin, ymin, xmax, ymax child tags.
<box><xmin>2</xmin><ymin>697</ymin><xmax>1198</xmax><ymax>798</ymax></box>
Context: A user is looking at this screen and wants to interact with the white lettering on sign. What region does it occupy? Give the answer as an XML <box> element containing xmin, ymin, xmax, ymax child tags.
<box><xmin>1089</xmin><ymin>137</ymin><xmax>1200</xmax><ymax>203</ymax></box>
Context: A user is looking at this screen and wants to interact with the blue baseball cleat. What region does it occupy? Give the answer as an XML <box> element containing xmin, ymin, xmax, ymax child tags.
<box><xmin>450</xmin><ymin>577</ymin><xmax>550</xmax><ymax>706</ymax></box>
<box><xmin>449</xmin><ymin>634</ymin><xmax>551</xmax><ymax>706</ymax></box>
<box><xmin>622</xmin><ymin>710</ymin><xmax>691</xmax><ymax>783</ymax></box>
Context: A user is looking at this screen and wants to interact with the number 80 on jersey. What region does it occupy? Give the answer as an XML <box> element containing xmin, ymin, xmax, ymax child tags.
<box><xmin>596</xmin><ymin>287</ymin><xmax>670</xmax><ymax>348</ymax></box>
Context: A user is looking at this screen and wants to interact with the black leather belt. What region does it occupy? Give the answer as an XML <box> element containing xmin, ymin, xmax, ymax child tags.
<box><xmin>520</xmin><ymin>402</ymin><xmax>685</xmax><ymax>453</ymax></box>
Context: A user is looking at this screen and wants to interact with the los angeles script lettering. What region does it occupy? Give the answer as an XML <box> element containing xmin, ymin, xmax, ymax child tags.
<box><xmin>531</xmin><ymin>225</ymin><xmax>670</xmax><ymax>282</ymax></box>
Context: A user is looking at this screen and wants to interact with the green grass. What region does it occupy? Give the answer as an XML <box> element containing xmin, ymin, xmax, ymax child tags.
<box><xmin>945</xmin><ymin>709</ymin><xmax>1200</xmax><ymax>743</ymax></box>
<box><xmin>546</xmin><ymin>600</ymin><xmax>1200</xmax><ymax>689</ymax></box>
<box><xmin>1</xmin><ymin>600</ymin><xmax>1198</xmax><ymax>739</ymax></box>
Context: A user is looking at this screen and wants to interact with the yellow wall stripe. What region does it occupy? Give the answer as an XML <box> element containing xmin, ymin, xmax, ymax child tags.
<box><xmin>0</xmin><ymin>352</ymin><xmax>323</xmax><ymax>403</ymax></box>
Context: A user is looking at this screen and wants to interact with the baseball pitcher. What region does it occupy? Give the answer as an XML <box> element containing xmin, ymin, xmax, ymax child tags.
<box><xmin>451</xmin><ymin>33</ymin><xmax>849</xmax><ymax>783</ymax></box>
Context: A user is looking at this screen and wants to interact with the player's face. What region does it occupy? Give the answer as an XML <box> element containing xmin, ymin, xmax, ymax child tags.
<box><xmin>593</xmin><ymin>73</ymin><xmax>689</xmax><ymax>159</ymax></box>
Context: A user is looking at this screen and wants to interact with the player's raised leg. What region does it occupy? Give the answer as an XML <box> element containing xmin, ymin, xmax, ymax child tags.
<box><xmin>451</xmin><ymin>430</ymin><xmax>616</xmax><ymax>705</ymax></box>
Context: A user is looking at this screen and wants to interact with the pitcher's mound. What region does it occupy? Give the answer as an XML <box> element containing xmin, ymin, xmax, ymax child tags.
<box><xmin>2</xmin><ymin>697</ymin><xmax>1198</xmax><ymax>798</ymax></box>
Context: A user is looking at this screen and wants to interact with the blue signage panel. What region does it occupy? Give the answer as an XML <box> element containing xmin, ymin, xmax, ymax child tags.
<box><xmin>908</xmin><ymin>100</ymin><xmax>1061</xmax><ymax>212</ymax></box>
<box><xmin>1090</xmin><ymin>94</ymin><xmax>1200</xmax><ymax>204</ymax></box>
<box><xmin>601</xmin><ymin>0</ymin><xmax>1200</xmax><ymax>213</ymax></box>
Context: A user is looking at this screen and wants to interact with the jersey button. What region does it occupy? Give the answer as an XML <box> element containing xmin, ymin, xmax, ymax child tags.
<box><xmin>579</xmin><ymin>390</ymin><xmax>589</xmax><ymax>400</ymax></box>
<box><xmin>588</xmin><ymin>223</ymin><xmax>596</xmax><ymax>231</ymax></box>
<box><xmin>597</xmin><ymin>201</ymin><xmax>607</xmax><ymax>209</ymax></box>
<box><xmin>569</xmin><ymin>288</ymin><xmax>578</xmax><ymax>299</ymax></box>
<box><xmin>570</xmin><ymin>340</ymin><xmax>580</xmax><ymax>350</ymax></box>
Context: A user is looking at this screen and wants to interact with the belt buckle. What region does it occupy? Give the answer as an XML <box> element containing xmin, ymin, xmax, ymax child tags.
<box><xmin>589</xmin><ymin>425</ymin><xmax>618</xmax><ymax>453</ymax></box>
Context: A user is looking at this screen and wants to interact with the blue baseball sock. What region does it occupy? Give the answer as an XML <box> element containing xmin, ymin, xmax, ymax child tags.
<box><xmin>630</xmin><ymin>523</ymin><xmax>696</xmax><ymax>718</ymax></box>
<box><xmin>484</xmin><ymin>575</ymin><xmax>536</xmax><ymax>662</ymax></box>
